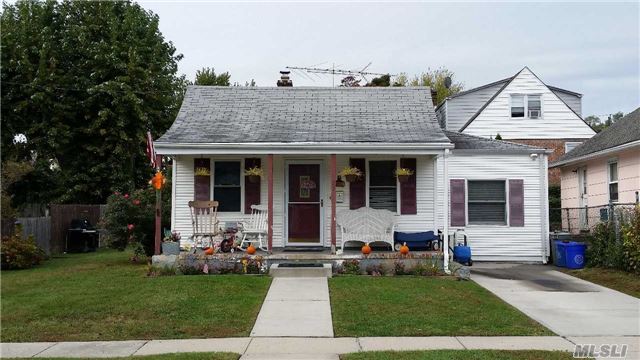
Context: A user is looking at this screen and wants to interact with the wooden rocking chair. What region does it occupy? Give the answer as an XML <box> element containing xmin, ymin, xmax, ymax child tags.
<box><xmin>188</xmin><ymin>200</ymin><xmax>220</xmax><ymax>248</ymax></box>
<box><xmin>239</xmin><ymin>205</ymin><xmax>268</xmax><ymax>251</ymax></box>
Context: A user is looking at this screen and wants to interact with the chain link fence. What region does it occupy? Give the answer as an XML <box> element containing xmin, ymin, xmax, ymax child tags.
<box><xmin>550</xmin><ymin>203</ymin><xmax>637</xmax><ymax>235</ymax></box>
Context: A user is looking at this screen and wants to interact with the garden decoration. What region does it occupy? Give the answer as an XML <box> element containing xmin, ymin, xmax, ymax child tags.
<box><xmin>244</xmin><ymin>166</ymin><xmax>263</xmax><ymax>183</ymax></box>
<box><xmin>400</xmin><ymin>242</ymin><xmax>410</xmax><ymax>255</ymax></box>
<box><xmin>162</xmin><ymin>230</ymin><xmax>181</xmax><ymax>255</ymax></box>
<box><xmin>338</xmin><ymin>166</ymin><xmax>363</xmax><ymax>182</ymax></box>
<box><xmin>194</xmin><ymin>167</ymin><xmax>210</xmax><ymax>176</ymax></box>
<box><xmin>361</xmin><ymin>244</ymin><xmax>372</xmax><ymax>255</ymax></box>
<box><xmin>247</xmin><ymin>244</ymin><xmax>257</xmax><ymax>255</ymax></box>
<box><xmin>204</xmin><ymin>247</ymin><xmax>214</xmax><ymax>255</ymax></box>
<box><xmin>395</xmin><ymin>168</ymin><xmax>414</xmax><ymax>183</ymax></box>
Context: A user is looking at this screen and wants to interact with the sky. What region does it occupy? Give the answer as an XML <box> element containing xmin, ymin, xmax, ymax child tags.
<box><xmin>140</xmin><ymin>1</ymin><xmax>640</xmax><ymax>118</ymax></box>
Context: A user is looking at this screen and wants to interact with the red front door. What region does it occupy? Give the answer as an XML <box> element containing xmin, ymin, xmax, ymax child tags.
<box><xmin>287</xmin><ymin>163</ymin><xmax>321</xmax><ymax>245</ymax></box>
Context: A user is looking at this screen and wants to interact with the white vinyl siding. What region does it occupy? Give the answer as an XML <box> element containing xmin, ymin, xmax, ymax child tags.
<box><xmin>439</xmin><ymin>82</ymin><xmax>505</xmax><ymax>131</ymax></box>
<box><xmin>436</xmin><ymin>152</ymin><xmax>547</xmax><ymax>262</ymax></box>
<box><xmin>463</xmin><ymin>68</ymin><xmax>595</xmax><ymax>139</ymax></box>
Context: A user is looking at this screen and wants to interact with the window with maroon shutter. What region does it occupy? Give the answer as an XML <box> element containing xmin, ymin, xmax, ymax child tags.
<box><xmin>467</xmin><ymin>180</ymin><xmax>506</xmax><ymax>225</ymax></box>
<box><xmin>400</xmin><ymin>158</ymin><xmax>417</xmax><ymax>214</ymax></box>
<box><xmin>349</xmin><ymin>158</ymin><xmax>366</xmax><ymax>209</ymax></box>
<box><xmin>194</xmin><ymin>158</ymin><xmax>211</xmax><ymax>201</ymax></box>
<box><xmin>509</xmin><ymin>179</ymin><xmax>524</xmax><ymax>227</ymax></box>
<box><xmin>244</xmin><ymin>158</ymin><xmax>261</xmax><ymax>214</ymax></box>
<box><xmin>450</xmin><ymin>179</ymin><xmax>466</xmax><ymax>226</ymax></box>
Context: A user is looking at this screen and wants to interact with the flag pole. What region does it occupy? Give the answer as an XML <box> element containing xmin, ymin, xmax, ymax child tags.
<box><xmin>154</xmin><ymin>154</ymin><xmax>162</xmax><ymax>256</ymax></box>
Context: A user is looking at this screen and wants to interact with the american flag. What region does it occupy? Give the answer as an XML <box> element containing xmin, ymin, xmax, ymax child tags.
<box><xmin>146</xmin><ymin>131</ymin><xmax>157</xmax><ymax>169</ymax></box>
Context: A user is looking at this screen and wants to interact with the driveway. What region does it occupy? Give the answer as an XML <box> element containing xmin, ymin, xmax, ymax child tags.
<box><xmin>471</xmin><ymin>263</ymin><xmax>640</xmax><ymax>337</ymax></box>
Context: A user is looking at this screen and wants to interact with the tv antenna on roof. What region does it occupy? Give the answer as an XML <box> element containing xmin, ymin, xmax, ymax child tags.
<box><xmin>286</xmin><ymin>62</ymin><xmax>396</xmax><ymax>87</ymax></box>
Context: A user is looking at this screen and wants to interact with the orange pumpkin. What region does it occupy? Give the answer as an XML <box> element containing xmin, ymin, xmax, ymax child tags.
<box><xmin>361</xmin><ymin>244</ymin><xmax>372</xmax><ymax>255</ymax></box>
<box><xmin>399</xmin><ymin>242</ymin><xmax>410</xmax><ymax>255</ymax></box>
<box><xmin>204</xmin><ymin>247</ymin><xmax>214</xmax><ymax>255</ymax></box>
<box><xmin>247</xmin><ymin>244</ymin><xmax>257</xmax><ymax>255</ymax></box>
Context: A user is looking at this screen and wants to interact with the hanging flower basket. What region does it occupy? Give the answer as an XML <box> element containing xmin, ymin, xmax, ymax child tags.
<box><xmin>397</xmin><ymin>175</ymin><xmax>411</xmax><ymax>183</ymax></box>
<box><xmin>339</xmin><ymin>167</ymin><xmax>363</xmax><ymax>182</ymax></box>
<box><xmin>395</xmin><ymin>168</ymin><xmax>414</xmax><ymax>183</ymax></box>
<box><xmin>244</xmin><ymin>166</ymin><xmax>263</xmax><ymax>183</ymax></box>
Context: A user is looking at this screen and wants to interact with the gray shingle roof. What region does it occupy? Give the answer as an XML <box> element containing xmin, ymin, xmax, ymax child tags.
<box><xmin>156</xmin><ymin>86</ymin><xmax>450</xmax><ymax>144</ymax></box>
<box><xmin>444</xmin><ymin>131</ymin><xmax>546</xmax><ymax>152</ymax></box>
<box><xmin>552</xmin><ymin>107</ymin><xmax>640</xmax><ymax>166</ymax></box>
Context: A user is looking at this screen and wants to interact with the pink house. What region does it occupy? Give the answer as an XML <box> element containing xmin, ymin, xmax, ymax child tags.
<box><xmin>551</xmin><ymin>108</ymin><xmax>640</xmax><ymax>230</ymax></box>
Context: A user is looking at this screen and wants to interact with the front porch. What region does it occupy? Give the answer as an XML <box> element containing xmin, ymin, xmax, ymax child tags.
<box><xmin>167</xmin><ymin>152</ymin><xmax>453</xmax><ymax>269</ymax></box>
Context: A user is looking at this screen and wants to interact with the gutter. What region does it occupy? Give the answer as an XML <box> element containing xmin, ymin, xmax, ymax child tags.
<box><xmin>550</xmin><ymin>140</ymin><xmax>640</xmax><ymax>168</ymax></box>
<box><xmin>155</xmin><ymin>142</ymin><xmax>455</xmax><ymax>155</ymax></box>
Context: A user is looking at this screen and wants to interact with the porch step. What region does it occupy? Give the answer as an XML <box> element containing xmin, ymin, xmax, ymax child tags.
<box><xmin>269</xmin><ymin>263</ymin><xmax>332</xmax><ymax>278</ymax></box>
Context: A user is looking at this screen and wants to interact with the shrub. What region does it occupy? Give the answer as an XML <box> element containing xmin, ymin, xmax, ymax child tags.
<box><xmin>102</xmin><ymin>177</ymin><xmax>171</xmax><ymax>257</ymax></box>
<box><xmin>412</xmin><ymin>262</ymin><xmax>440</xmax><ymax>276</ymax></box>
<box><xmin>365</xmin><ymin>263</ymin><xmax>386</xmax><ymax>276</ymax></box>
<box><xmin>1</xmin><ymin>226</ymin><xmax>47</xmax><ymax>270</ymax></box>
<box><xmin>393</xmin><ymin>260</ymin><xmax>408</xmax><ymax>275</ymax></box>
<box><xmin>586</xmin><ymin>221</ymin><xmax>624</xmax><ymax>269</ymax></box>
<box><xmin>622</xmin><ymin>206</ymin><xmax>640</xmax><ymax>274</ymax></box>
<box><xmin>341</xmin><ymin>259</ymin><xmax>361</xmax><ymax>275</ymax></box>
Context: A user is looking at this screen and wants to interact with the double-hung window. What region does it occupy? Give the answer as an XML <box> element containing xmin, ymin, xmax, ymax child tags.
<box><xmin>511</xmin><ymin>94</ymin><xmax>542</xmax><ymax>119</ymax></box>
<box><xmin>608</xmin><ymin>161</ymin><xmax>619</xmax><ymax>203</ymax></box>
<box><xmin>368</xmin><ymin>160</ymin><xmax>397</xmax><ymax>212</ymax></box>
<box><xmin>214</xmin><ymin>161</ymin><xmax>241</xmax><ymax>212</ymax></box>
<box><xmin>467</xmin><ymin>180</ymin><xmax>506</xmax><ymax>225</ymax></box>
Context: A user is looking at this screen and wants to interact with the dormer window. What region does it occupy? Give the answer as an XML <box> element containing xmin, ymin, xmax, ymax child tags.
<box><xmin>511</xmin><ymin>94</ymin><xmax>542</xmax><ymax>119</ymax></box>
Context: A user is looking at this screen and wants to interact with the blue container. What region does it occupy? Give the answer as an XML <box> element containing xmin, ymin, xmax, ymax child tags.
<box><xmin>453</xmin><ymin>245</ymin><xmax>472</xmax><ymax>266</ymax></box>
<box><xmin>555</xmin><ymin>241</ymin><xmax>567</xmax><ymax>267</ymax></box>
<box><xmin>565</xmin><ymin>242</ymin><xmax>587</xmax><ymax>269</ymax></box>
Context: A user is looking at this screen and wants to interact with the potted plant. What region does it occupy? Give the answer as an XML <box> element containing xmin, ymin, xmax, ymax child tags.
<box><xmin>162</xmin><ymin>230</ymin><xmax>181</xmax><ymax>255</ymax></box>
<box><xmin>338</xmin><ymin>166</ymin><xmax>363</xmax><ymax>182</ymax></box>
<box><xmin>244</xmin><ymin>166</ymin><xmax>263</xmax><ymax>183</ymax></box>
<box><xmin>194</xmin><ymin>167</ymin><xmax>210</xmax><ymax>177</ymax></box>
<box><xmin>395</xmin><ymin>168</ymin><xmax>414</xmax><ymax>183</ymax></box>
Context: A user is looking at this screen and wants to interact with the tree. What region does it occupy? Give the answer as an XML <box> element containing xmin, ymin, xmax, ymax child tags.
<box><xmin>584</xmin><ymin>112</ymin><xmax>624</xmax><ymax>133</ymax></box>
<box><xmin>409</xmin><ymin>67</ymin><xmax>464</xmax><ymax>105</ymax></box>
<box><xmin>340</xmin><ymin>76</ymin><xmax>361</xmax><ymax>87</ymax></box>
<box><xmin>1</xmin><ymin>0</ymin><xmax>185</xmax><ymax>206</ymax></box>
<box><xmin>194</xmin><ymin>67</ymin><xmax>230</xmax><ymax>86</ymax></box>
<box><xmin>365</xmin><ymin>74</ymin><xmax>405</xmax><ymax>87</ymax></box>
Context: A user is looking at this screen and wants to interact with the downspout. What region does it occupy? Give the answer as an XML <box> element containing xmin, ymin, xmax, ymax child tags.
<box><xmin>443</xmin><ymin>149</ymin><xmax>450</xmax><ymax>274</ymax></box>
<box><xmin>541</xmin><ymin>153</ymin><xmax>550</xmax><ymax>264</ymax></box>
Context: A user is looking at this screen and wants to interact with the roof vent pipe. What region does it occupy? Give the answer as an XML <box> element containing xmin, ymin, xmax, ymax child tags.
<box><xmin>277</xmin><ymin>70</ymin><xmax>293</xmax><ymax>87</ymax></box>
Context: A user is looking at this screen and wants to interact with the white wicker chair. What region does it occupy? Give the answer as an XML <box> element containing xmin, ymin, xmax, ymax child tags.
<box><xmin>239</xmin><ymin>205</ymin><xmax>268</xmax><ymax>251</ymax></box>
<box><xmin>336</xmin><ymin>207</ymin><xmax>397</xmax><ymax>252</ymax></box>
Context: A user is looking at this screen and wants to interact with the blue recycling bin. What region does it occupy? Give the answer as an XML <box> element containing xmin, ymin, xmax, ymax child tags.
<box><xmin>554</xmin><ymin>241</ymin><xmax>567</xmax><ymax>267</ymax></box>
<box><xmin>453</xmin><ymin>245</ymin><xmax>472</xmax><ymax>266</ymax></box>
<box><xmin>565</xmin><ymin>242</ymin><xmax>587</xmax><ymax>269</ymax></box>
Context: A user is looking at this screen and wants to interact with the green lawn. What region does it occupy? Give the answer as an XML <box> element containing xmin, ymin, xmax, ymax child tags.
<box><xmin>341</xmin><ymin>350</ymin><xmax>579</xmax><ymax>360</ymax></box>
<box><xmin>1</xmin><ymin>250</ymin><xmax>271</xmax><ymax>342</ymax></box>
<box><xmin>562</xmin><ymin>267</ymin><xmax>640</xmax><ymax>298</ymax></box>
<box><xmin>329</xmin><ymin>276</ymin><xmax>552</xmax><ymax>336</ymax></box>
<box><xmin>7</xmin><ymin>354</ymin><xmax>238</xmax><ymax>360</ymax></box>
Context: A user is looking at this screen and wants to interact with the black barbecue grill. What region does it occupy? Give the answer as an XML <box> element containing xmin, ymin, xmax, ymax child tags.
<box><xmin>66</xmin><ymin>219</ymin><xmax>99</xmax><ymax>253</ymax></box>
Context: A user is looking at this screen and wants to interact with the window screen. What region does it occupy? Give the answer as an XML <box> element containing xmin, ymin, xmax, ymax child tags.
<box><xmin>214</xmin><ymin>161</ymin><xmax>241</xmax><ymax>212</ymax></box>
<box><xmin>468</xmin><ymin>180</ymin><xmax>506</xmax><ymax>224</ymax></box>
<box><xmin>511</xmin><ymin>95</ymin><xmax>525</xmax><ymax>118</ymax></box>
<box><xmin>368</xmin><ymin>160</ymin><xmax>397</xmax><ymax>212</ymax></box>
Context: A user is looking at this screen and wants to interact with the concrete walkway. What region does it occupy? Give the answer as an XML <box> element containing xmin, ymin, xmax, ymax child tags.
<box><xmin>5</xmin><ymin>336</ymin><xmax>639</xmax><ymax>359</ymax></box>
<box><xmin>250</xmin><ymin>277</ymin><xmax>333</xmax><ymax>337</ymax></box>
<box><xmin>472</xmin><ymin>263</ymin><xmax>640</xmax><ymax>336</ymax></box>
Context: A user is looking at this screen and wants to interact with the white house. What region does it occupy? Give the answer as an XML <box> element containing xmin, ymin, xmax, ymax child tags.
<box><xmin>435</xmin><ymin>67</ymin><xmax>595</xmax><ymax>184</ymax></box>
<box><xmin>155</xmin><ymin>84</ymin><xmax>551</xmax><ymax>266</ymax></box>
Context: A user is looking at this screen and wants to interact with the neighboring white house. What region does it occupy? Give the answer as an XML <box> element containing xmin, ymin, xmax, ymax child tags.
<box><xmin>155</xmin><ymin>83</ymin><xmax>551</xmax><ymax>265</ymax></box>
<box><xmin>435</xmin><ymin>67</ymin><xmax>596</xmax><ymax>184</ymax></box>
<box><xmin>550</xmin><ymin>108</ymin><xmax>640</xmax><ymax>232</ymax></box>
